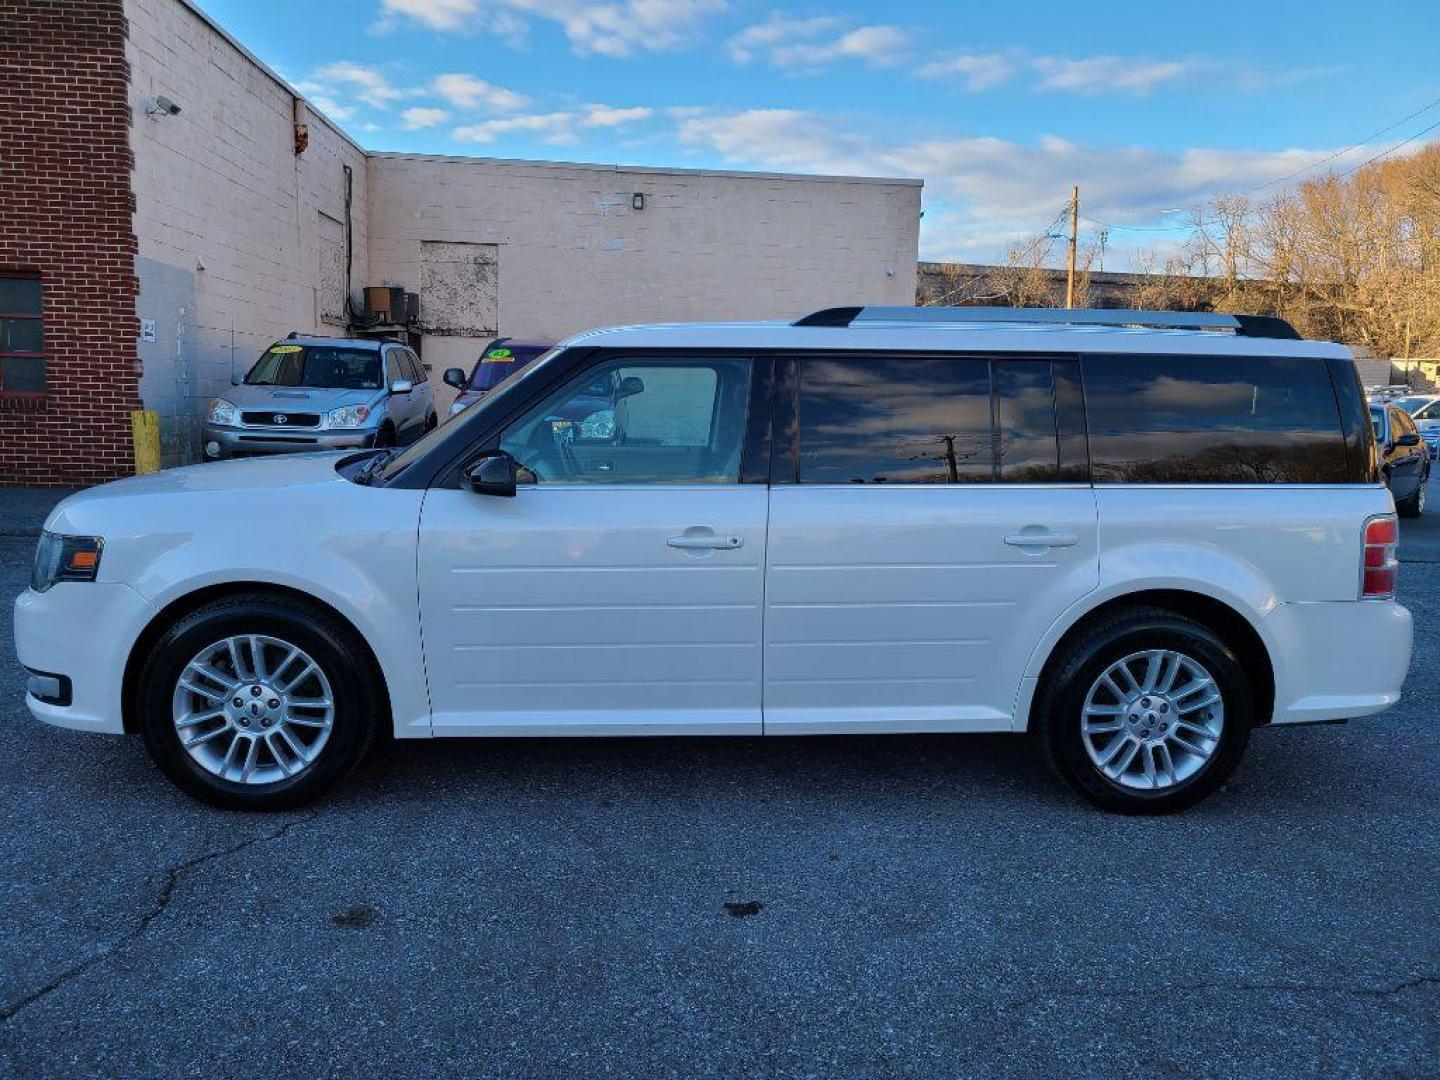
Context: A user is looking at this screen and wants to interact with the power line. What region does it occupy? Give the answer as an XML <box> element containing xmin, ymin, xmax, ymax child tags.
<box><xmin>1246</xmin><ymin>92</ymin><xmax>1440</xmax><ymax>192</ymax></box>
<box><xmin>1075</xmin><ymin>94</ymin><xmax>1440</xmax><ymax>236</ymax></box>
<box><xmin>1335</xmin><ymin>115</ymin><xmax>1440</xmax><ymax>178</ymax></box>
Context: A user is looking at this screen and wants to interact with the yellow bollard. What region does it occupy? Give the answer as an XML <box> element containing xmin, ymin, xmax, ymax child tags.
<box><xmin>131</xmin><ymin>410</ymin><xmax>161</xmax><ymax>475</ymax></box>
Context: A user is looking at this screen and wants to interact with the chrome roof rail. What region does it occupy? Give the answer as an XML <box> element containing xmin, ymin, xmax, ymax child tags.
<box><xmin>793</xmin><ymin>306</ymin><xmax>1301</xmax><ymax>339</ymax></box>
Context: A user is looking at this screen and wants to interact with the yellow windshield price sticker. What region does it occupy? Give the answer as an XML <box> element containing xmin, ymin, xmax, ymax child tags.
<box><xmin>485</xmin><ymin>348</ymin><xmax>513</xmax><ymax>360</ymax></box>
<box><xmin>270</xmin><ymin>344</ymin><xmax>303</xmax><ymax>354</ymax></box>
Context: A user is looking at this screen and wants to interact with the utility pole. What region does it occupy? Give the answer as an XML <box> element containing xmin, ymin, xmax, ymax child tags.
<box><xmin>1065</xmin><ymin>185</ymin><xmax>1079</xmax><ymax>309</ymax></box>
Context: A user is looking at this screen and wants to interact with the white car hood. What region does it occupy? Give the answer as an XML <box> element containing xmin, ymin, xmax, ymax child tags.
<box><xmin>46</xmin><ymin>453</ymin><xmax>353</xmax><ymax>533</ymax></box>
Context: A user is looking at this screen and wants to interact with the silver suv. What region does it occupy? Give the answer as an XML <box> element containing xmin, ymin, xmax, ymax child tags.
<box><xmin>203</xmin><ymin>336</ymin><xmax>436</xmax><ymax>458</ymax></box>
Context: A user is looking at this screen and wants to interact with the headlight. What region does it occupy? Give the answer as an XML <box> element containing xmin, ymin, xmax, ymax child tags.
<box><xmin>207</xmin><ymin>398</ymin><xmax>239</xmax><ymax>425</ymax></box>
<box><xmin>326</xmin><ymin>404</ymin><xmax>373</xmax><ymax>429</ymax></box>
<box><xmin>31</xmin><ymin>532</ymin><xmax>104</xmax><ymax>593</ymax></box>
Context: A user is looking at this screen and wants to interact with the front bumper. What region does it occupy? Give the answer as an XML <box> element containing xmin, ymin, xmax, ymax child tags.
<box><xmin>1266</xmin><ymin>598</ymin><xmax>1412</xmax><ymax>724</ymax></box>
<box><xmin>14</xmin><ymin>582</ymin><xmax>158</xmax><ymax>735</ymax></box>
<box><xmin>203</xmin><ymin>423</ymin><xmax>378</xmax><ymax>457</ymax></box>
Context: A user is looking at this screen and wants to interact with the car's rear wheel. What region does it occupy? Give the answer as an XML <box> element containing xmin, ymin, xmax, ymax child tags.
<box><xmin>1035</xmin><ymin>607</ymin><xmax>1253</xmax><ymax>813</ymax></box>
<box><xmin>137</xmin><ymin>594</ymin><xmax>383</xmax><ymax>809</ymax></box>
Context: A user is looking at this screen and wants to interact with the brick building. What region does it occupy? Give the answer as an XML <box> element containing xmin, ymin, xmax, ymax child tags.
<box><xmin>0</xmin><ymin>0</ymin><xmax>921</xmax><ymax>485</ymax></box>
<box><xmin>1</xmin><ymin>0</ymin><xmax>140</xmax><ymax>485</ymax></box>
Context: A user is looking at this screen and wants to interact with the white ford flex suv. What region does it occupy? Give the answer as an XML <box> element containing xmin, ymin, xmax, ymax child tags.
<box><xmin>14</xmin><ymin>307</ymin><xmax>1412</xmax><ymax>813</ymax></box>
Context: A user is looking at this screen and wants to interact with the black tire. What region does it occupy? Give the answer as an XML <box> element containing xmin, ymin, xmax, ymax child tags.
<box><xmin>1397</xmin><ymin>468</ymin><xmax>1427</xmax><ymax>517</ymax></box>
<box><xmin>374</xmin><ymin>424</ymin><xmax>397</xmax><ymax>449</ymax></box>
<box><xmin>1033</xmin><ymin>606</ymin><xmax>1253</xmax><ymax>814</ymax></box>
<box><xmin>137</xmin><ymin>593</ymin><xmax>384</xmax><ymax>810</ymax></box>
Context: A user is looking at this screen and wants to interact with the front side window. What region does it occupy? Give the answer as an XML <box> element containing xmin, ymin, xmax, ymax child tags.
<box><xmin>498</xmin><ymin>357</ymin><xmax>752</xmax><ymax>483</ymax></box>
<box><xmin>0</xmin><ymin>276</ymin><xmax>44</xmax><ymax>393</ymax></box>
<box><xmin>245</xmin><ymin>345</ymin><xmax>383</xmax><ymax>390</ymax></box>
<box><xmin>1084</xmin><ymin>354</ymin><xmax>1349</xmax><ymax>483</ymax></box>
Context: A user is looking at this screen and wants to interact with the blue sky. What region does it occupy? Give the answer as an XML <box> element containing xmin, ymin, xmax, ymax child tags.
<box><xmin>198</xmin><ymin>0</ymin><xmax>1440</xmax><ymax>266</ymax></box>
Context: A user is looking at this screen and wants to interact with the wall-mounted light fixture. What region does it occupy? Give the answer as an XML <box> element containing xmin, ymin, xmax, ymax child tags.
<box><xmin>145</xmin><ymin>95</ymin><xmax>182</xmax><ymax>119</ymax></box>
<box><xmin>631</xmin><ymin>193</ymin><xmax>645</xmax><ymax>211</ymax></box>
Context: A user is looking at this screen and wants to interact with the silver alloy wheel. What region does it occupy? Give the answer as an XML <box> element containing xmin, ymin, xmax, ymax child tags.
<box><xmin>1419</xmin><ymin>478</ymin><xmax>1427</xmax><ymax>513</ymax></box>
<box><xmin>171</xmin><ymin>635</ymin><xmax>335</xmax><ymax>785</ymax></box>
<box><xmin>1080</xmin><ymin>649</ymin><xmax>1224</xmax><ymax>791</ymax></box>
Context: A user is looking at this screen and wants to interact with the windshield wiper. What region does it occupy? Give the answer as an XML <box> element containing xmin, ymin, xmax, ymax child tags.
<box><xmin>352</xmin><ymin>448</ymin><xmax>397</xmax><ymax>486</ymax></box>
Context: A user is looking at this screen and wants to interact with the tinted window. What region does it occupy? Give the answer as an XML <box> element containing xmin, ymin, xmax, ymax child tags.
<box><xmin>499</xmin><ymin>358</ymin><xmax>751</xmax><ymax>484</ymax></box>
<box><xmin>797</xmin><ymin>356</ymin><xmax>1074</xmax><ymax>485</ymax></box>
<box><xmin>470</xmin><ymin>344</ymin><xmax>551</xmax><ymax>391</ymax></box>
<box><xmin>799</xmin><ymin>356</ymin><xmax>992</xmax><ymax>484</ymax></box>
<box><xmin>1084</xmin><ymin>354</ymin><xmax>1348</xmax><ymax>483</ymax></box>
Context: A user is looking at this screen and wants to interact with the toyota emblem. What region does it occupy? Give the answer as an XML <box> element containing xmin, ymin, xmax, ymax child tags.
<box><xmin>273</xmin><ymin>414</ymin><xmax>289</xmax><ymax>424</ymax></box>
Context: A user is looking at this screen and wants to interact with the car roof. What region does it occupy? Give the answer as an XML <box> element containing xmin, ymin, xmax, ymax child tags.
<box><xmin>271</xmin><ymin>336</ymin><xmax>391</xmax><ymax>350</ymax></box>
<box><xmin>558</xmin><ymin>319</ymin><xmax>1353</xmax><ymax>359</ymax></box>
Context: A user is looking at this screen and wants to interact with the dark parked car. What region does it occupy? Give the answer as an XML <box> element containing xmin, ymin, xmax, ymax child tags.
<box><xmin>1371</xmin><ymin>401</ymin><xmax>1429</xmax><ymax>516</ymax></box>
<box><xmin>443</xmin><ymin>339</ymin><xmax>553</xmax><ymax>418</ymax></box>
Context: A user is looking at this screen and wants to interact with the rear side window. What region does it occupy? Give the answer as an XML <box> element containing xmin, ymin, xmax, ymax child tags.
<box><xmin>1083</xmin><ymin>354</ymin><xmax>1350</xmax><ymax>483</ymax></box>
<box><xmin>794</xmin><ymin>355</ymin><xmax>1082</xmax><ymax>484</ymax></box>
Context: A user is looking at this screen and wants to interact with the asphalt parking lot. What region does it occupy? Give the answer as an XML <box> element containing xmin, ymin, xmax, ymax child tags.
<box><xmin>2</xmin><ymin>488</ymin><xmax>1437</xmax><ymax>1078</ymax></box>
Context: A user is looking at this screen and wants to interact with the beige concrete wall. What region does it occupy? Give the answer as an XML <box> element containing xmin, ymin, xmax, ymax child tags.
<box><xmin>366</xmin><ymin>155</ymin><xmax>921</xmax><ymax>394</ymax></box>
<box><xmin>126</xmin><ymin>0</ymin><xmax>369</xmax><ymax>464</ymax></box>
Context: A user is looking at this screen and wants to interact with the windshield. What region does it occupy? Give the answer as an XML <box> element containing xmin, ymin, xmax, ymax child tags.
<box><xmin>245</xmin><ymin>345</ymin><xmax>383</xmax><ymax>390</ymax></box>
<box><xmin>469</xmin><ymin>344</ymin><xmax>551</xmax><ymax>391</ymax></box>
<box><xmin>1393</xmin><ymin>396</ymin><xmax>1429</xmax><ymax>415</ymax></box>
<box><xmin>375</xmin><ymin>347</ymin><xmax>561</xmax><ymax>483</ymax></box>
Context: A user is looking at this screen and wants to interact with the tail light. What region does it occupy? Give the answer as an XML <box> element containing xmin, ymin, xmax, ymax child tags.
<box><xmin>1361</xmin><ymin>515</ymin><xmax>1398</xmax><ymax>598</ymax></box>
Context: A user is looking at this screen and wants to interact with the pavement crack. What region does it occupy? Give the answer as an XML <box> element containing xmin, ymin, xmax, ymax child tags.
<box><xmin>1008</xmin><ymin>973</ymin><xmax>1440</xmax><ymax>1011</ymax></box>
<box><xmin>0</xmin><ymin>811</ymin><xmax>319</xmax><ymax>1024</ymax></box>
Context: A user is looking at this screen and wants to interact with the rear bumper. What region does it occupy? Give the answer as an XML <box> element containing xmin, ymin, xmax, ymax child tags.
<box><xmin>203</xmin><ymin>424</ymin><xmax>377</xmax><ymax>457</ymax></box>
<box><xmin>1265</xmin><ymin>599</ymin><xmax>1412</xmax><ymax>724</ymax></box>
<box><xmin>14</xmin><ymin>582</ymin><xmax>156</xmax><ymax>735</ymax></box>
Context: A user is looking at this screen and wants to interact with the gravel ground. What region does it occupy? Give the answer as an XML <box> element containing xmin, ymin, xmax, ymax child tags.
<box><xmin>1</xmin><ymin>487</ymin><xmax>1436</xmax><ymax>1077</ymax></box>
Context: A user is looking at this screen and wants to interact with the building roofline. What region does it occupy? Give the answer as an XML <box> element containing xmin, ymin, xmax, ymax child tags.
<box><xmin>366</xmin><ymin>151</ymin><xmax>923</xmax><ymax>187</ymax></box>
<box><xmin>177</xmin><ymin>0</ymin><xmax>368</xmax><ymax>155</ymax></box>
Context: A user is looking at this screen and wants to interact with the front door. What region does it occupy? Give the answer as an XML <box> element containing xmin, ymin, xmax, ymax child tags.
<box><xmin>418</xmin><ymin>354</ymin><xmax>765</xmax><ymax>735</ymax></box>
<box><xmin>763</xmin><ymin>353</ymin><xmax>1100</xmax><ymax>734</ymax></box>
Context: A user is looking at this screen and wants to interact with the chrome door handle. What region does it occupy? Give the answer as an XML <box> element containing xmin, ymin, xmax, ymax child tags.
<box><xmin>668</xmin><ymin>534</ymin><xmax>744</xmax><ymax>550</ymax></box>
<box><xmin>1004</xmin><ymin>530</ymin><xmax>1078</xmax><ymax>548</ymax></box>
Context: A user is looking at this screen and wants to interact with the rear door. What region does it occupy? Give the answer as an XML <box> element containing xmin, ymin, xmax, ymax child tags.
<box><xmin>417</xmin><ymin>353</ymin><xmax>768</xmax><ymax>735</ymax></box>
<box><xmin>763</xmin><ymin>353</ymin><xmax>1099</xmax><ymax>734</ymax></box>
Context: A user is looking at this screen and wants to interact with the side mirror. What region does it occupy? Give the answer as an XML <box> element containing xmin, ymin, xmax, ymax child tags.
<box><xmin>390</xmin><ymin>379</ymin><xmax>414</xmax><ymax>395</ymax></box>
<box><xmin>443</xmin><ymin>367</ymin><xmax>467</xmax><ymax>389</ymax></box>
<box><xmin>616</xmin><ymin>375</ymin><xmax>645</xmax><ymax>400</ymax></box>
<box><xmin>465</xmin><ymin>453</ymin><xmax>518</xmax><ymax>497</ymax></box>
<box><xmin>1397</xmin><ymin>432</ymin><xmax>1421</xmax><ymax>447</ymax></box>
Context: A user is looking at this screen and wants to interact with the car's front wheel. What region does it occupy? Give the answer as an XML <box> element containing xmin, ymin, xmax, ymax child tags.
<box><xmin>137</xmin><ymin>593</ymin><xmax>383</xmax><ymax>809</ymax></box>
<box><xmin>1035</xmin><ymin>607</ymin><xmax>1253</xmax><ymax>813</ymax></box>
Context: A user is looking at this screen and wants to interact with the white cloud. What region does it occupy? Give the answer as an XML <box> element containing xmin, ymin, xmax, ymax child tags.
<box><xmin>674</xmin><ymin>107</ymin><xmax>1353</xmax><ymax>262</ymax></box>
<box><xmin>307</xmin><ymin>61</ymin><xmax>411</xmax><ymax>108</ymax></box>
<box><xmin>400</xmin><ymin>106</ymin><xmax>449</xmax><ymax>129</ymax></box>
<box><xmin>917</xmin><ymin>52</ymin><xmax>1015</xmax><ymax>91</ymax></box>
<box><xmin>1032</xmin><ymin>54</ymin><xmax>1189</xmax><ymax>95</ymax></box>
<box><xmin>432</xmin><ymin>73</ymin><xmax>529</xmax><ymax>112</ymax></box>
<box><xmin>581</xmin><ymin>104</ymin><xmax>654</xmax><ymax>127</ymax></box>
<box><xmin>376</xmin><ymin>0</ymin><xmax>480</xmax><ymax>31</ymax></box>
<box><xmin>453</xmin><ymin>103</ymin><xmax>653</xmax><ymax>144</ymax></box>
<box><xmin>379</xmin><ymin>0</ymin><xmax>726</xmax><ymax>57</ymax></box>
<box><xmin>727</xmin><ymin>15</ymin><xmax>906</xmax><ymax>69</ymax></box>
